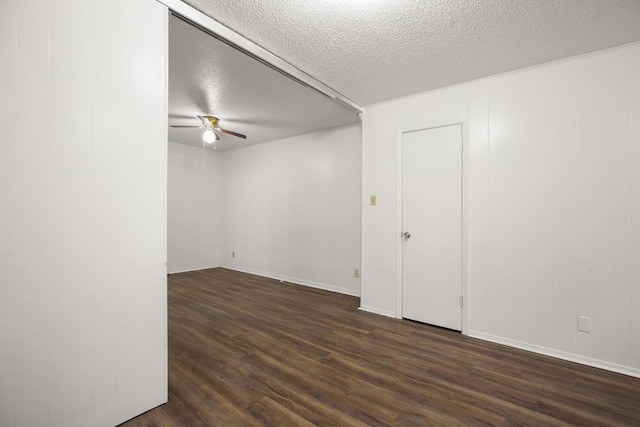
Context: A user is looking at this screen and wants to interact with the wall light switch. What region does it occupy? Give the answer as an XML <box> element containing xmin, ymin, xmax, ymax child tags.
<box><xmin>370</xmin><ymin>195</ymin><xmax>377</xmax><ymax>206</ymax></box>
<box><xmin>232</xmin><ymin>251</ymin><xmax>236</xmax><ymax>258</ymax></box>
<box><xmin>578</xmin><ymin>316</ymin><xmax>591</xmax><ymax>333</ymax></box>
<box><xmin>354</xmin><ymin>268</ymin><xmax>360</xmax><ymax>277</ymax></box>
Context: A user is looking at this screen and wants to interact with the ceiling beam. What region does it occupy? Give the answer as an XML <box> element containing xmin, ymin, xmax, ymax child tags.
<box><xmin>156</xmin><ymin>0</ymin><xmax>362</xmax><ymax>114</ymax></box>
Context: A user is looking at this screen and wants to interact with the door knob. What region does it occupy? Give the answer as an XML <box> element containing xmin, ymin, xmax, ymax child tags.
<box><xmin>403</xmin><ymin>232</ymin><xmax>411</xmax><ymax>239</ymax></box>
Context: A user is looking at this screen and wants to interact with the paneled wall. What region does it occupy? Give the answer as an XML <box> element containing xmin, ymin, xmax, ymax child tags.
<box><xmin>168</xmin><ymin>141</ymin><xmax>222</xmax><ymax>273</ymax></box>
<box><xmin>221</xmin><ymin>124</ymin><xmax>362</xmax><ymax>296</ymax></box>
<box><xmin>362</xmin><ymin>44</ymin><xmax>640</xmax><ymax>377</ymax></box>
<box><xmin>0</xmin><ymin>0</ymin><xmax>168</xmax><ymax>425</ymax></box>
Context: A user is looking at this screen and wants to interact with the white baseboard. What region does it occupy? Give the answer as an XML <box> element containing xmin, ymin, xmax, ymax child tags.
<box><xmin>469</xmin><ymin>330</ymin><xmax>640</xmax><ymax>379</ymax></box>
<box><xmin>358</xmin><ymin>305</ymin><xmax>397</xmax><ymax>318</ymax></box>
<box><xmin>167</xmin><ymin>264</ymin><xmax>220</xmax><ymax>274</ymax></box>
<box><xmin>221</xmin><ymin>265</ymin><xmax>361</xmax><ymax>297</ymax></box>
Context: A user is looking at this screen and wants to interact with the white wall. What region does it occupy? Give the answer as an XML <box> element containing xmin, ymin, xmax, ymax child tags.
<box><xmin>362</xmin><ymin>43</ymin><xmax>640</xmax><ymax>377</ymax></box>
<box><xmin>221</xmin><ymin>124</ymin><xmax>362</xmax><ymax>296</ymax></box>
<box><xmin>0</xmin><ymin>0</ymin><xmax>168</xmax><ymax>425</ymax></box>
<box><xmin>168</xmin><ymin>141</ymin><xmax>222</xmax><ymax>273</ymax></box>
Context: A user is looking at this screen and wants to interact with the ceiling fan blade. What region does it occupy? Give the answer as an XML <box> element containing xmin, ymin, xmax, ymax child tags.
<box><xmin>218</xmin><ymin>127</ymin><xmax>247</xmax><ymax>139</ymax></box>
<box><xmin>170</xmin><ymin>125</ymin><xmax>202</xmax><ymax>128</ymax></box>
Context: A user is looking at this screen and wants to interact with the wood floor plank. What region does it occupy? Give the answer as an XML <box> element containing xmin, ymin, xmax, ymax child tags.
<box><xmin>119</xmin><ymin>268</ymin><xmax>640</xmax><ymax>426</ymax></box>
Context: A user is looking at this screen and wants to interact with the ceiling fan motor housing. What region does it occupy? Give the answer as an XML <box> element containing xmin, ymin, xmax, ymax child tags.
<box><xmin>199</xmin><ymin>115</ymin><xmax>219</xmax><ymax>127</ymax></box>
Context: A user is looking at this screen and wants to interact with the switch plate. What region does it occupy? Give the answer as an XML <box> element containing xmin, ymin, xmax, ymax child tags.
<box><xmin>578</xmin><ymin>316</ymin><xmax>591</xmax><ymax>333</ymax></box>
<box><xmin>370</xmin><ymin>195</ymin><xmax>376</xmax><ymax>206</ymax></box>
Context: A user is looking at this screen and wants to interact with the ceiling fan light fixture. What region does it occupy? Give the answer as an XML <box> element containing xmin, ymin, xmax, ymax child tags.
<box><xmin>202</xmin><ymin>129</ymin><xmax>217</xmax><ymax>144</ymax></box>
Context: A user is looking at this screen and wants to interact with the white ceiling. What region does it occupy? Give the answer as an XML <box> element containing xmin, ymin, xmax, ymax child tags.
<box><xmin>168</xmin><ymin>15</ymin><xmax>360</xmax><ymax>150</ymax></box>
<box><xmin>181</xmin><ymin>0</ymin><xmax>640</xmax><ymax>106</ymax></box>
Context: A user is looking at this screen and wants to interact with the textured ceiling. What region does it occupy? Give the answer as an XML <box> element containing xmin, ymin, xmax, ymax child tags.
<box><xmin>182</xmin><ymin>0</ymin><xmax>640</xmax><ymax>106</ymax></box>
<box><xmin>168</xmin><ymin>15</ymin><xmax>360</xmax><ymax>150</ymax></box>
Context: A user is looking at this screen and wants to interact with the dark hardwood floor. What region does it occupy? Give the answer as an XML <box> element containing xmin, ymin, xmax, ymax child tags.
<box><xmin>121</xmin><ymin>268</ymin><xmax>640</xmax><ymax>426</ymax></box>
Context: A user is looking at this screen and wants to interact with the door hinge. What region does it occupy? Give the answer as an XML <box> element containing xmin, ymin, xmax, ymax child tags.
<box><xmin>460</xmin><ymin>296</ymin><xmax>464</xmax><ymax>307</ymax></box>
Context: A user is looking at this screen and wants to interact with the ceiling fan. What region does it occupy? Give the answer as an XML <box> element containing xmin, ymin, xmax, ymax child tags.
<box><xmin>170</xmin><ymin>115</ymin><xmax>247</xmax><ymax>143</ymax></box>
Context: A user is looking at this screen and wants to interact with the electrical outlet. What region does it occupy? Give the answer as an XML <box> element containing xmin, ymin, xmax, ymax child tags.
<box><xmin>578</xmin><ymin>316</ymin><xmax>591</xmax><ymax>333</ymax></box>
<box><xmin>232</xmin><ymin>251</ymin><xmax>235</xmax><ymax>258</ymax></box>
<box><xmin>354</xmin><ymin>268</ymin><xmax>360</xmax><ymax>277</ymax></box>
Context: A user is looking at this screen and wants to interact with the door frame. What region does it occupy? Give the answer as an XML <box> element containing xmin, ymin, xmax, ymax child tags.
<box><xmin>395</xmin><ymin>120</ymin><xmax>470</xmax><ymax>335</ymax></box>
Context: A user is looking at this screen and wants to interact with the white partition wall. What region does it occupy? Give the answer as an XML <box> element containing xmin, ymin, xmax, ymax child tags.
<box><xmin>361</xmin><ymin>43</ymin><xmax>640</xmax><ymax>378</ymax></box>
<box><xmin>0</xmin><ymin>0</ymin><xmax>168</xmax><ymax>425</ymax></box>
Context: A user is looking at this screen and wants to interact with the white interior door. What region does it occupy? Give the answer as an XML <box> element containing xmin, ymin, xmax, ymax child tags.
<box><xmin>402</xmin><ymin>124</ymin><xmax>462</xmax><ymax>330</ymax></box>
